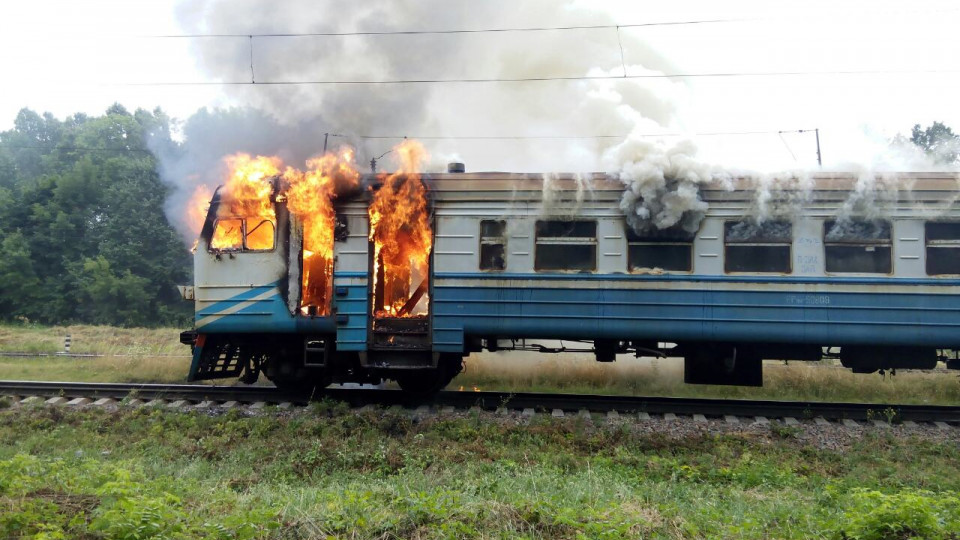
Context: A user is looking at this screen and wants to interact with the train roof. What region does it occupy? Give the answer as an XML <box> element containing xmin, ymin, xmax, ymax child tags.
<box><xmin>409</xmin><ymin>171</ymin><xmax>960</xmax><ymax>205</ymax></box>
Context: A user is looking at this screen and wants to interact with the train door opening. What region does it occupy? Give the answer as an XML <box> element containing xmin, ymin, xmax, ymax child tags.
<box><xmin>368</xmin><ymin>221</ymin><xmax>433</xmax><ymax>353</ymax></box>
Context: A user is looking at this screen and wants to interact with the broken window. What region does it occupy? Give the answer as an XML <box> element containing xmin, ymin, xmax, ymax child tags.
<box><xmin>627</xmin><ymin>225</ymin><xmax>695</xmax><ymax>272</ymax></box>
<box><xmin>480</xmin><ymin>220</ymin><xmax>506</xmax><ymax>271</ymax></box>
<box><xmin>926</xmin><ymin>222</ymin><xmax>960</xmax><ymax>275</ymax></box>
<box><xmin>724</xmin><ymin>221</ymin><xmax>792</xmax><ymax>273</ymax></box>
<box><xmin>209</xmin><ymin>218</ymin><xmax>275</xmax><ymax>252</ymax></box>
<box><xmin>824</xmin><ymin>220</ymin><xmax>891</xmax><ymax>274</ymax></box>
<box><xmin>535</xmin><ymin>220</ymin><xmax>597</xmax><ymax>272</ymax></box>
<box><xmin>245</xmin><ymin>219</ymin><xmax>276</xmax><ymax>251</ymax></box>
<box><xmin>210</xmin><ymin>218</ymin><xmax>243</xmax><ymax>251</ymax></box>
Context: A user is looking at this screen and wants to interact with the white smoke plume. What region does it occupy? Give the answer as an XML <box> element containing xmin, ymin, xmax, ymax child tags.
<box><xmin>603</xmin><ymin>137</ymin><xmax>728</xmax><ymax>234</ymax></box>
<box><xmin>540</xmin><ymin>172</ymin><xmax>591</xmax><ymax>217</ymax></box>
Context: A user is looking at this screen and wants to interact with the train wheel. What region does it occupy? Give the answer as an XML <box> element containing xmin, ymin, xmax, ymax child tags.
<box><xmin>395</xmin><ymin>355</ymin><xmax>463</xmax><ymax>398</ymax></box>
<box><xmin>270</xmin><ymin>375</ymin><xmax>331</xmax><ymax>396</ymax></box>
<box><xmin>684</xmin><ymin>345</ymin><xmax>762</xmax><ymax>386</ymax></box>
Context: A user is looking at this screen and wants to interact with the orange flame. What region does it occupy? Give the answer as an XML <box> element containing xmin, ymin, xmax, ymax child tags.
<box><xmin>284</xmin><ymin>148</ymin><xmax>360</xmax><ymax>315</ymax></box>
<box><xmin>368</xmin><ymin>140</ymin><xmax>433</xmax><ymax>318</ymax></box>
<box><xmin>187</xmin><ymin>183</ymin><xmax>212</xmax><ymax>236</ymax></box>
<box><xmin>210</xmin><ymin>154</ymin><xmax>281</xmax><ymax>250</ymax></box>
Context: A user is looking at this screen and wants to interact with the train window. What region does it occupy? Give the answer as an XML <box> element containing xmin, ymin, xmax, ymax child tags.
<box><xmin>627</xmin><ymin>226</ymin><xmax>695</xmax><ymax>272</ymax></box>
<box><xmin>724</xmin><ymin>221</ymin><xmax>792</xmax><ymax>273</ymax></box>
<box><xmin>925</xmin><ymin>222</ymin><xmax>960</xmax><ymax>275</ymax></box>
<box><xmin>209</xmin><ymin>218</ymin><xmax>276</xmax><ymax>252</ymax></box>
<box><xmin>823</xmin><ymin>220</ymin><xmax>891</xmax><ymax>274</ymax></box>
<box><xmin>479</xmin><ymin>220</ymin><xmax>506</xmax><ymax>271</ymax></box>
<box><xmin>535</xmin><ymin>220</ymin><xmax>597</xmax><ymax>272</ymax></box>
<box><xmin>210</xmin><ymin>218</ymin><xmax>243</xmax><ymax>251</ymax></box>
<box><xmin>244</xmin><ymin>219</ymin><xmax>276</xmax><ymax>251</ymax></box>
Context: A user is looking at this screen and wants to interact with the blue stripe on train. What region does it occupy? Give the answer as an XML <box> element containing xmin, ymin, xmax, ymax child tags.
<box><xmin>431</xmin><ymin>285</ymin><xmax>960</xmax><ymax>352</ymax></box>
<box><xmin>197</xmin><ymin>281</ymin><xmax>337</xmax><ymax>334</ymax></box>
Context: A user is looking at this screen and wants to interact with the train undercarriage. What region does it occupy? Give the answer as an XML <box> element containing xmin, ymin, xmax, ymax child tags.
<box><xmin>182</xmin><ymin>330</ymin><xmax>960</xmax><ymax>393</ymax></box>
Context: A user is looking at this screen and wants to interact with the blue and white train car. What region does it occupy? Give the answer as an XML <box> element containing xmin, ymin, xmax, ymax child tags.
<box><xmin>181</xmin><ymin>170</ymin><xmax>960</xmax><ymax>390</ymax></box>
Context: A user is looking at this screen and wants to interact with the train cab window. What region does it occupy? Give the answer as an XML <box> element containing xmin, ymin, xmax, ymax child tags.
<box><xmin>724</xmin><ymin>221</ymin><xmax>792</xmax><ymax>273</ymax></box>
<box><xmin>824</xmin><ymin>220</ymin><xmax>891</xmax><ymax>274</ymax></box>
<box><xmin>535</xmin><ymin>220</ymin><xmax>597</xmax><ymax>272</ymax></box>
<box><xmin>209</xmin><ymin>217</ymin><xmax>276</xmax><ymax>252</ymax></box>
<box><xmin>244</xmin><ymin>219</ymin><xmax>276</xmax><ymax>251</ymax></box>
<box><xmin>479</xmin><ymin>220</ymin><xmax>506</xmax><ymax>271</ymax></box>
<box><xmin>210</xmin><ymin>218</ymin><xmax>243</xmax><ymax>251</ymax></box>
<box><xmin>925</xmin><ymin>222</ymin><xmax>960</xmax><ymax>275</ymax></box>
<box><xmin>627</xmin><ymin>225</ymin><xmax>695</xmax><ymax>272</ymax></box>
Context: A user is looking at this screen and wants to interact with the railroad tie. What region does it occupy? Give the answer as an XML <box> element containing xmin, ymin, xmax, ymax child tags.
<box><xmin>842</xmin><ymin>419</ymin><xmax>859</xmax><ymax>428</ymax></box>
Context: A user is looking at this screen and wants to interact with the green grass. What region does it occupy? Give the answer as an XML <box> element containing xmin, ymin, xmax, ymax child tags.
<box><xmin>2</xmin><ymin>406</ymin><xmax>960</xmax><ymax>539</ymax></box>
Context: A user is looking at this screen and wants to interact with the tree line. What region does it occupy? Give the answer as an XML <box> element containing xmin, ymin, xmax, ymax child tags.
<box><xmin>0</xmin><ymin>105</ymin><xmax>191</xmax><ymax>327</ymax></box>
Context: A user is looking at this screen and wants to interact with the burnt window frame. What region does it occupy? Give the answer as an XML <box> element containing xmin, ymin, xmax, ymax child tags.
<box><xmin>208</xmin><ymin>217</ymin><xmax>277</xmax><ymax>253</ymax></box>
<box><xmin>723</xmin><ymin>220</ymin><xmax>793</xmax><ymax>274</ymax></box>
<box><xmin>626</xmin><ymin>225</ymin><xmax>696</xmax><ymax>273</ymax></box>
<box><xmin>479</xmin><ymin>219</ymin><xmax>507</xmax><ymax>271</ymax></box>
<box><xmin>534</xmin><ymin>219</ymin><xmax>598</xmax><ymax>272</ymax></box>
<box><xmin>822</xmin><ymin>219</ymin><xmax>892</xmax><ymax>275</ymax></box>
<box><xmin>925</xmin><ymin>221</ymin><xmax>960</xmax><ymax>276</ymax></box>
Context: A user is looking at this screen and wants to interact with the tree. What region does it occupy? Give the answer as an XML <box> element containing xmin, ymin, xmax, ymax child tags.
<box><xmin>910</xmin><ymin>122</ymin><xmax>960</xmax><ymax>165</ymax></box>
<box><xmin>0</xmin><ymin>106</ymin><xmax>192</xmax><ymax>327</ymax></box>
<box><xmin>0</xmin><ymin>231</ymin><xmax>41</xmax><ymax>320</ymax></box>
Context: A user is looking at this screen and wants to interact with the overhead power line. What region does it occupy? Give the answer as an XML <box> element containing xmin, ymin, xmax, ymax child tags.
<box><xmin>144</xmin><ymin>18</ymin><xmax>744</xmax><ymax>39</ymax></box>
<box><xmin>105</xmin><ymin>69</ymin><xmax>960</xmax><ymax>87</ymax></box>
<box><xmin>359</xmin><ymin>130</ymin><xmax>811</xmax><ymax>140</ymax></box>
<box><xmin>0</xmin><ymin>130</ymin><xmax>818</xmax><ymax>155</ymax></box>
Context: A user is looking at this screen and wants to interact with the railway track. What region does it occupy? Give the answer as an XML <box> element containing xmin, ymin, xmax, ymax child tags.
<box><xmin>1</xmin><ymin>379</ymin><xmax>959</xmax><ymax>427</ymax></box>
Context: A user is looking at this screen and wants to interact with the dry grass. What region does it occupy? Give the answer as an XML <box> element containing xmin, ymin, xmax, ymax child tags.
<box><xmin>0</xmin><ymin>355</ymin><xmax>191</xmax><ymax>383</ymax></box>
<box><xmin>457</xmin><ymin>351</ymin><xmax>960</xmax><ymax>405</ymax></box>
<box><xmin>0</xmin><ymin>324</ymin><xmax>182</xmax><ymax>355</ymax></box>
<box><xmin>0</xmin><ymin>323</ymin><xmax>190</xmax><ymax>383</ymax></box>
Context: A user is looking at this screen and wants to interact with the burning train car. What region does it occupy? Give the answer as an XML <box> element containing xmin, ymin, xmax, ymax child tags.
<box><xmin>180</xmin><ymin>146</ymin><xmax>960</xmax><ymax>392</ymax></box>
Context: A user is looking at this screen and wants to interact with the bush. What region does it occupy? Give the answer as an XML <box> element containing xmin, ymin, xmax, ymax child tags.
<box><xmin>837</xmin><ymin>488</ymin><xmax>960</xmax><ymax>540</ymax></box>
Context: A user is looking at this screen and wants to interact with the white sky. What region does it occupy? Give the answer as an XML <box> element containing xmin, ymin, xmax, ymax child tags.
<box><xmin>1</xmin><ymin>0</ymin><xmax>958</xmax><ymax>172</ymax></box>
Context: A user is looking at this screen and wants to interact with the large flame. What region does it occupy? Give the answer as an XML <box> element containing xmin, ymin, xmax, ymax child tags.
<box><xmin>368</xmin><ymin>140</ymin><xmax>433</xmax><ymax>318</ymax></box>
<box><xmin>284</xmin><ymin>148</ymin><xmax>360</xmax><ymax>315</ymax></box>
<box><xmin>210</xmin><ymin>154</ymin><xmax>281</xmax><ymax>250</ymax></box>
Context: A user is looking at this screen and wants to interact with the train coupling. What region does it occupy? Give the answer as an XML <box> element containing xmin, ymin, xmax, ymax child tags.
<box><xmin>179</xmin><ymin>330</ymin><xmax>198</xmax><ymax>346</ymax></box>
<box><xmin>177</xmin><ymin>285</ymin><xmax>195</xmax><ymax>301</ymax></box>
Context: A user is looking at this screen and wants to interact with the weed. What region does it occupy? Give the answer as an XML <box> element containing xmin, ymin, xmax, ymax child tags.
<box><xmin>770</xmin><ymin>423</ymin><xmax>802</xmax><ymax>439</ymax></box>
<box><xmin>836</xmin><ymin>488</ymin><xmax>960</xmax><ymax>540</ymax></box>
<box><xmin>0</xmin><ymin>396</ymin><xmax>10</xmax><ymax>409</ymax></box>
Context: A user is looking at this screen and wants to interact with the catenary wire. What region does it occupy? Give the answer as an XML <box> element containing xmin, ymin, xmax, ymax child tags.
<box><xmin>98</xmin><ymin>69</ymin><xmax>960</xmax><ymax>86</ymax></box>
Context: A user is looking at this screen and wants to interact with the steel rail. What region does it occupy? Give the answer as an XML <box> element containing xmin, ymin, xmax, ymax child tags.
<box><xmin>0</xmin><ymin>380</ymin><xmax>958</xmax><ymax>422</ymax></box>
